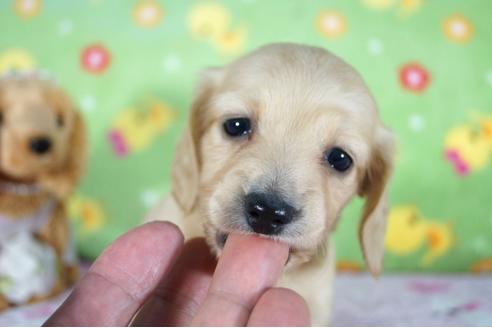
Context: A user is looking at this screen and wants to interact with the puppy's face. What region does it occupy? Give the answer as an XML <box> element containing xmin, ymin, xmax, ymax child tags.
<box><xmin>0</xmin><ymin>78</ymin><xmax>78</xmax><ymax>180</ymax></box>
<box><xmin>173</xmin><ymin>44</ymin><xmax>394</xmax><ymax>273</ymax></box>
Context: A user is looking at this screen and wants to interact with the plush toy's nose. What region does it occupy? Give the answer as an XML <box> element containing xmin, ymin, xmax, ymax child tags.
<box><xmin>30</xmin><ymin>137</ymin><xmax>52</xmax><ymax>155</ymax></box>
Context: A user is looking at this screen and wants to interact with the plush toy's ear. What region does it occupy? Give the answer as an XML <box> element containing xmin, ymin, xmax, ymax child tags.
<box><xmin>358</xmin><ymin>126</ymin><xmax>395</xmax><ymax>277</ymax></box>
<box><xmin>41</xmin><ymin>109</ymin><xmax>87</xmax><ymax>199</ymax></box>
<box><xmin>171</xmin><ymin>67</ymin><xmax>224</xmax><ymax>214</ymax></box>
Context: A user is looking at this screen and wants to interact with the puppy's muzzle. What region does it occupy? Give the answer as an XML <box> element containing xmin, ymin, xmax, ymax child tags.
<box><xmin>244</xmin><ymin>192</ymin><xmax>297</xmax><ymax>235</ymax></box>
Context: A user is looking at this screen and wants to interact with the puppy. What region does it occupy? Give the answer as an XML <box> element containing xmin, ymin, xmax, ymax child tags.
<box><xmin>0</xmin><ymin>73</ymin><xmax>86</xmax><ymax>309</ymax></box>
<box><xmin>146</xmin><ymin>43</ymin><xmax>395</xmax><ymax>325</ymax></box>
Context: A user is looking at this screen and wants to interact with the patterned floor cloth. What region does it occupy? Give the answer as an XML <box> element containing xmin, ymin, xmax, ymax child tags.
<box><xmin>1</xmin><ymin>273</ymin><xmax>491</xmax><ymax>326</ymax></box>
<box><xmin>332</xmin><ymin>274</ymin><xmax>492</xmax><ymax>326</ymax></box>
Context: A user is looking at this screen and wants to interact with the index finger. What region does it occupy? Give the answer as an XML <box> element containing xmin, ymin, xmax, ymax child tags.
<box><xmin>44</xmin><ymin>222</ymin><xmax>183</xmax><ymax>326</ymax></box>
<box><xmin>191</xmin><ymin>233</ymin><xmax>289</xmax><ymax>326</ymax></box>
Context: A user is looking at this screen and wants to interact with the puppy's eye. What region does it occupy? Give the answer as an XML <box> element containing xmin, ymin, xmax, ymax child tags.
<box><xmin>223</xmin><ymin>117</ymin><xmax>251</xmax><ymax>137</ymax></box>
<box><xmin>56</xmin><ymin>114</ymin><xmax>64</xmax><ymax>128</ymax></box>
<box><xmin>325</xmin><ymin>147</ymin><xmax>353</xmax><ymax>172</ymax></box>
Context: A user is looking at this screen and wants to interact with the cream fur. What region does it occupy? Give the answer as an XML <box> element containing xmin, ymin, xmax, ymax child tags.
<box><xmin>146</xmin><ymin>43</ymin><xmax>395</xmax><ymax>326</ymax></box>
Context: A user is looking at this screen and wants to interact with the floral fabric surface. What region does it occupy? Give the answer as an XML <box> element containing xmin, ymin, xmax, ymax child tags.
<box><xmin>1</xmin><ymin>272</ymin><xmax>492</xmax><ymax>326</ymax></box>
<box><xmin>0</xmin><ymin>0</ymin><xmax>491</xmax><ymax>272</ymax></box>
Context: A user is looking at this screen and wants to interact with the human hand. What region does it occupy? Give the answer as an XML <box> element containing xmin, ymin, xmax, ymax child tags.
<box><xmin>43</xmin><ymin>222</ymin><xmax>309</xmax><ymax>326</ymax></box>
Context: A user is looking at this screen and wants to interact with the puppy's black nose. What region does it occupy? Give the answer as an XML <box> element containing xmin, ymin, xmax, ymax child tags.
<box><xmin>30</xmin><ymin>137</ymin><xmax>52</xmax><ymax>155</ymax></box>
<box><xmin>245</xmin><ymin>192</ymin><xmax>296</xmax><ymax>235</ymax></box>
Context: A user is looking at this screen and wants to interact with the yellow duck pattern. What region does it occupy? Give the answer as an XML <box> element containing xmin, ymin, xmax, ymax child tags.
<box><xmin>187</xmin><ymin>2</ymin><xmax>246</xmax><ymax>55</ymax></box>
<box><xmin>107</xmin><ymin>99</ymin><xmax>176</xmax><ymax>157</ymax></box>
<box><xmin>385</xmin><ymin>205</ymin><xmax>454</xmax><ymax>266</ymax></box>
<box><xmin>444</xmin><ymin>115</ymin><xmax>492</xmax><ymax>176</ymax></box>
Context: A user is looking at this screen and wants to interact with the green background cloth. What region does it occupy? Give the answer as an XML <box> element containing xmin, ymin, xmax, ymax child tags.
<box><xmin>1</xmin><ymin>0</ymin><xmax>491</xmax><ymax>272</ymax></box>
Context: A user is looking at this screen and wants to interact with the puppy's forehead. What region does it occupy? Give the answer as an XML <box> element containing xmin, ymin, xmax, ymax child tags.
<box><xmin>223</xmin><ymin>45</ymin><xmax>376</xmax><ymax>113</ymax></box>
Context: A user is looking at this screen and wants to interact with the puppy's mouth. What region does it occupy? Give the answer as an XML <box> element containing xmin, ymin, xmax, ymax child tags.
<box><xmin>213</xmin><ymin>229</ymin><xmax>295</xmax><ymax>255</ymax></box>
<box><xmin>213</xmin><ymin>229</ymin><xmax>295</xmax><ymax>267</ymax></box>
<box><xmin>214</xmin><ymin>229</ymin><xmax>284</xmax><ymax>249</ymax></box>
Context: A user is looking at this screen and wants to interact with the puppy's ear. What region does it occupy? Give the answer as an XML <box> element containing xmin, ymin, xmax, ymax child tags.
<box><xmin>41</xmin><ymin>109</ymin><xmax>87</xmax><ymax>199</ymax></box>
<box><xmin>172</xmin><ymin>68</ymin><xmax>224</xmax><ymax>214</ymax></box>
<box><xmin>358</xmin><ymin>126</ymin><xmax>395</xmax><ymax>277</ymax></box>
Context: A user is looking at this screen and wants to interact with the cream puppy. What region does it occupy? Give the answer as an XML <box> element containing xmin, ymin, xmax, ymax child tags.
<box><xmin>146</xmin><ymin>43</ymin><xmax>395</xmax><ymax>325</ymax></box>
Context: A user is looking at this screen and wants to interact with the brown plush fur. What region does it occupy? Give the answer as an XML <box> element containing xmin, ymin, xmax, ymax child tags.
<box><xmin>0</xmin><ymin>75</ymin><xmax>86</xmax><ymax>310</ymax></box>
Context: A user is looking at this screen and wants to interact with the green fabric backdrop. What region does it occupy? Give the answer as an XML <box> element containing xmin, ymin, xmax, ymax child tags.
<box><xmin>1</xmin><ymin>0</ymin><xmax>491</xmax><ymax>272</ymax></box>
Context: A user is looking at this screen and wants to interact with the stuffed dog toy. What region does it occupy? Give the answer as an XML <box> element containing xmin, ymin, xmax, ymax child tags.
<box><xmin>0</xmin><ymin>72</ymin><xmax>86</xmax><ymax>310</ymax></box>
<box><xmin>146</xmin><ymin>43</ymin><xmax>395</xmax><ymax>325</ymax></box>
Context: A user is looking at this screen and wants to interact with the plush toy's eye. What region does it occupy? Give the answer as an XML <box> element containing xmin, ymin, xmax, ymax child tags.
<box><xmin>325</xmin><ymin>147</ymin><xmax>353</xmax><ymax>172</ymax></box>
<box><xmin>223</xmin><ymin>117</ymin><xmax>252</xmax><ymax>138</ymax></box>
<box><xmin>56</xmin><ymin>114</ymin><xmax>64</xmax><ymax>128</ymax></box>
<box><xmin>0</xmin><ymin>112</ymin><xmax>3</xmax><ymax>126</ymax></box>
